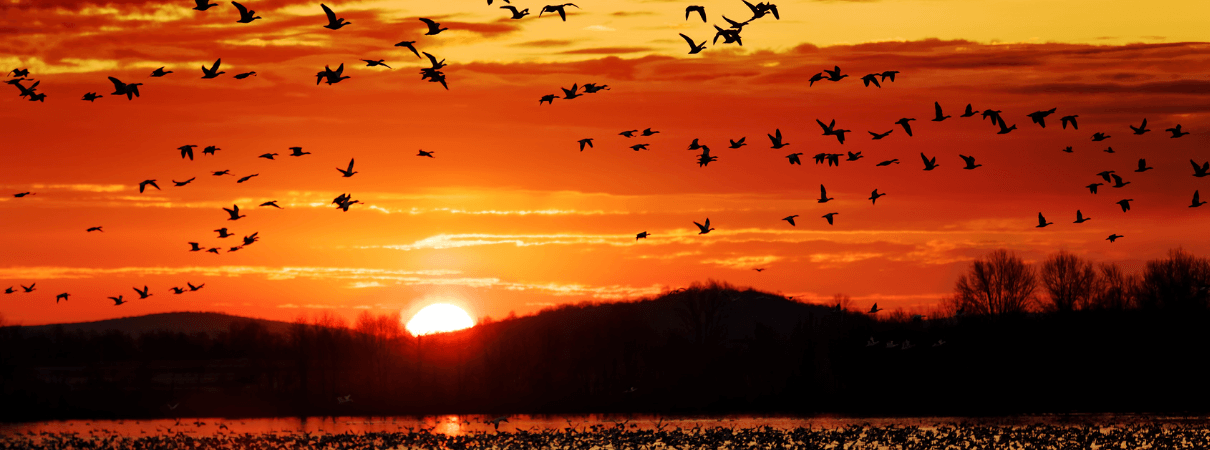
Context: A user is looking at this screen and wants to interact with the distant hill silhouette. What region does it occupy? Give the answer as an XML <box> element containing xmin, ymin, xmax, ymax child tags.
<box><xmin>22</xmin><ymin>311</ymin><xmax>294</xmax><ymax>338</ymax></box>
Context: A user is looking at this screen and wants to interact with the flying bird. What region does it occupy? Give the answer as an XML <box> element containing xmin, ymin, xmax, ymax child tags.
<box><xmin>997</xmin><ymin>120</ymin><xmax>1017</xmax><ymax>134</ymax></box>
<box><xmin>876</xmin><ymin>159</ymin><xmax>899</xmax><ymax>166</ymax></box>
<box><xmin>729</xmin><ymin>137</ymin><xmax>746</xmax><ymax>148</ymax></box>
<box><xmin>21</xmin><ymin>283</ymin><xmax>35</xmax><ymax>293</ymax></box>
<box><xmin>1191</xmin><ymin>190</ymin><xmax>1206</xmax><ymax>208</ymax></box>
<box><xmin>959</xmin><ymin>154</ymin><xmax>981</xmax><ymax>170</ymax></box>
<box><xmin>920</xmin><ymin>153</ymin><xmax>939</xmax><ymax>171</ymax></box>
<box><xmin>139</xmin><ymin>179</ymin><xmax>160</xmax><ymax>193</ymax></box>
<box><xmin>236</xmin><ymin>174</ymin><xmax>258</xmax><ymax>183</ymax></box>
<box><xmin>1091</xmin><ymin>132</ymin><xmax>1110</xmax><ymax>141</ymax></box>
<box><xmin>336</xmin><ymin>158</ymin><xmax>357</xmax><ymax>177</ymax></box>
<box><xmin>173</xmin><ymin>178</ymin><xmax>195</xmax><ymax>186</ymax></box>
<box><xmin>1097</xmin><ymin>170</ymin><xmax>1115</xmax><ymax>183</ymax></box>
<box><xmin>1026</xmin><ymin>108</ymin><xmax>1056</xmax><ymax>128</ymax></box>
<box><xmin>108</xmin><ymin>77</ymin><xmax>142</xmax><ymax>100</ymax></box>
<box><xmin>817</xmin><ymin>185</ymin><xmax>833</xmax><ymax>203</ymax></box>
<box><xmin>869</xmin><ymin>130</ymin><xmax>892</xmax><ymax>140</ymax></box>
<box><xmin>178</xmin><ymin>144</ymin><xmax>197</xmax><ymax>160</ymax></box>
<box><xmin>782</xmin><ymin>215</ymin><xmax>798</xmax><ymax>226</ymax></box>
<box><xmin>419</xmin><ymin>17</ymin><xmax>447</xmax><ymax>35</ymax></box>
<box><xmin>189</xmin><ymin>242</ymin><xmax>202</xmax><ymax>251</ymax></box>
<box><xmin>577</xmin><ymin>138</ymin><xmax>593</xmax><ymax>151</ymax></box>
<box><xmin>1062</xmin><ymin>146</ymin><xmax>1073</xmax><ymax>153</ymax></box>
<box><xmin>768</xmin><ymin>128</ymin><xmax>788</xmax><ymax>148</ymax></box>
<box><xmin>1036</xmin><ymin>213</ymin><xmax>1053</xmax><ymax>228</ymax></box>
<box><xmin>170</xmin><ymin>287</ymin><xmax>186</xmax><ymax>294</ymax></box>
<box><xmin>822</xmin><ymin>212</ymin><xmax>838</xmax><ymax>225</ymax></box>
<box><xmin>86</xmin><ymin>226</ymin><xmax>103</xmax><ymax>232</ymax></box>
<box><xmin>1086</xmin><ymin>183</ymin><xmax>1102</xmax><ymax>194</ymax></box>
<box><xmin>860</xmin><ymin>73</ymin><xmax>881</xmax><ymax>88</ymax></box>
<box><xmin>259</xmin><ymin>153</ymin><xmax>277</xmax><ymax>159</ymax></box>
<box><xmin>133</xmin><ymin>285</ymin><xmax>152</xmax><ymax>299</ymax></box>
<box><xmin>395</xmin><ymin>41</ymin><xmax>421</xmax><ymax>58</ymax></box>
<box><xmin>1106</xmin><ymin>234</ymin><xmax>1123</xmax><ymax>243</ymax></box>
<box><xmin>539</xmin><ymin>3</ymin><xmax>579</xmax><ymax>21</ymax></box>
<box><xmin>188</xmin><ymin>282</ymin><xmax>205</xmax><ymax>291</ymax></box>
<box><xmin>786</xmin><ymin>153</ymin><xmax>803</xmax><ymax>165</ymax></box>
<box><xmin>81</xmin><ymin>92</ymin><xmax>102</xmax><ymax>101</ymax></box>
<box><xmin>1135</xmin><ymin>159</ymin><xmax>1153</xmax><ymax>173</ymax></box>
<box><xmin>212</xmin><ymin>170</ymin><xmax>231</xmax><ymax>176</ymax></box>
<box><xmin>685</xmin><ymin>5</ymin><xmax>706</xmax><ymax>22</ymax></box>
<box><xmin>234</xmin><ymin>71</ymin><xmax>256</xmax><ymax>79</ymax></box>
<box><xmin>417</xmin><ymin>149</ymin><xmax>435</xmax><ymax>157</ymax></box>
<box><xmin>1116</xmin><ymin>199</ymin><xmax>1134</xmax><ymax>212</ymax></box>
<box><xmin>641</xmin><ymin>128</ymin><xmax>659</xmax><ymax>136</ymax></box>
<box><xmin>193</xmin><ymin>0</ymin><xmax>218</xmax><ymax>11</ymax></box>
<box><xmin>56</xmin><ymin>293</ymin><xmax>70</xmax><ymax>303</ymax></box>
<box><xmin>879</xmin><ymin>70</ymin><xmax>899</xmax><ymax>82</ymax></box>
<box><xmin>289</xmin><ymin>147</ymin><xmax>310</xmax><ymax>156</ymax></box>
<box><xmin>361</xmin><ymin>59</ymin><xmax>390</xmax><ymax>69</ymax></box>
<box><xmin>501</xmin><ymin>6</ymin><xmax>529</xmax><ymax>19</ymax></box>
<box><xmin>110</xmin><ymin>295</ymin><xmax>127</xmax><ymax>305</ymax></box>
<box><xmin>1192</xmin><ymin>160</ymin><xmax>1209</xmax><ymax>178</ymax></box>
<box><xmin>151</xmin><ymin>67</ymin><xmax>173</xmax><ymax>77</ymax></box>
<box><xmin>869</xmin><ymin>303</ymin><xmax>882</xmax><ymax>314</ymax></box>
<box><xmin>321</xmin><ymin>4</ymin><xmax>350</xmax><ymax>29</ymax></box>
<box><xmin>1110</xmin><ymin>173</ymin><xmax>1130</xmax><ymax>188</ymax></box>
<box><xmin>694</xmin><ymin>218</ymin><xmax>714</xmax><ymax>235</ymax></box>
<box><xmin>960</xmin><ymin>104</ymin><xmax>977</xmax><ymax>117</ymax></box>
<box><xmin>223</xmin><ymin>205</ymin><xmax>246</xmax><ymax>220</ymax></box>
<box><xmin>823</xmin><ymin>65</ymin><xmax>846</xmax><ymax>82</ymax></box>
<box><xmin>539</xmin><ymin>94</ymin><xmax>557</xmax><ymax>105</ymax></box>
<box><xmin>202</xmin><ymin>145</ymin><xmax>221</xmax><ymax>155</ymax></box>
<box><xmin>869</xmin><ymin>189</ymin><xmax>885</xmax><ymax>204</ymax></box>
<box><xmin>1129</xmin><ymin>118</ymin><xmax>1150</xmax><ymax>135</ymax></box>
<box><xmin>1074</xmin><ymin>210</ymin><xmax>1090</xmax><ymax>223</ymax></box>
<box><xmin>931</xmin><ymin>102</ymin><xmax>950</xmax><ymax>121</ymax></box>
<box><xmin>1167</xmin><ymin>124</ymin><xmax>1190</xmax><ymax>138</ymax></box>
<box><xmin>630</xmin><ymin>144</ymin><xmax>649</xmax><ymax>151</ymax></box>
<box><xmin>679</xmin><ymin>33</ymin><xmax>706</xmax><ymax>54</ymax></box>
<box><xmin>232</xmin><ymin>1</ymin><xmax>260</xmax><ymax>22</ymax></box>
<box><xmin>201</xmin><ymin>58</ymin><xmax>224</xmax><ymax>78</ymax></box>
<box><xmin>636</xmin><ymin>231</ymin><xmax>649</xmax><ymax>240</ymax></box>
<box><xmin>1060</xmin><ymin>115</ymin><xmax>1079</xmax><ymax>130</ymax></box>
<box><xmin>895</xmin><ymin>118</ymin><xmax>915</xmax><ymax>136</ymax></box>
<box><xmin>215</xmin><ymin>228</ymin><xmax>232</xmax><ymax>238</ymax></box>
<box><xmin>260</xmin><ymin>200</ymin><xmax>282</xmax><ymax>208</ymax></box>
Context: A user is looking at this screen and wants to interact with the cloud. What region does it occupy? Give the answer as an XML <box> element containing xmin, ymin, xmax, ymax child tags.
<box><xmin>560</xmin><ymin>47</ymin><xmax>653</xmax><ymax>55</ymax></box>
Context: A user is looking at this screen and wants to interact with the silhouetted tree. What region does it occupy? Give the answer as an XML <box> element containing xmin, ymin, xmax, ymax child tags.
<box><xmin>953</xmin><ymin>249</ymin><xmax>1037</xmax><ymax>315</ymax></box>
<box><xmin>1040</xmin><ymin>251</ymin><xmax>1097</xmax><ymax>312</ymax></box>
<box><xmin>832</xmin><ymin>293</ymin><xmax>854</xmax><ymax>312</ymax></box>
<box><xmin>1137</xmin><ymin>248</ymin><xmax>1210</xmax><ymax>311</ymax></box>
<box><xmin>1090</xmin><ymin>262</ymin><xmax>1137</xmax><ymax>310</ymax></box>
<box><xmin>674</xmin><ymin>280</ymin><xmax>730</xmax><ymax>347</ymax></box>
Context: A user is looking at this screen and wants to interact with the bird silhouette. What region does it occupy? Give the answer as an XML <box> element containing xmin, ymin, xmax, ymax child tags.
<box><xmin>1097</xmin><ymin>170</ymin><xmax>1115</xmax><ymax>182</ymax></box>
<box><xmin>188</xmin><ymin>282</ymin><xmax>205</xmax><ymax>291</ymax></box>
<box><xmin>174</xmin><ymin>145</ymin><xmax>198</xmax><ymax>161</ymax></box>
<box><xmin>242</xmin><ymin>232</ymin><xmax>259</xmax><ymax>246</ymax></box>
<box><xmin>860</xmin><ymin>73</ymin><xmax>881</xmax><ymax>88</ymax></box>
<box><xmin>418</xmin><ymin>17</ymin><xmax>446</xmax><ymax>34</ymax></box>
<box><xmin>931</xmin><ymin>102</ymin><xmax>950</xmax><ymax>121</ymax></box>
<box><xmin>170</xmin><ymin>287</ymin><xmax>186</xmax><ymax>294</ymax></box>
<box><xmin>679</xmin><ymin>33</ymin><xmax>706</xmax><ymax>54</ymax></box>
<box><xmin>1110</xmin><ymin>173</ymin><xmax>1130</xmax><ymax>188</ymax></box>
<box><xmin>212</xmin><ymin>170</ymin><xmax>231</xmax><ymax>176</ymax></box>
<box><xmin>236</xmin><ymin>174</ymin><xmax>258</xmax><ymax>183</ymax></box>
<box><xmin>1092</xmin><ymin>132</ymin><xmax>1110</xmax><ymax>141</ymax></box>
<box><xmin>87</xmin><ymin>226</ymin><xmax>103</xmax><ymax>232</ymax></box>
<box><xmin>729</xmin><ymin>137</ymin><xmax>746</xmax><ymax>148</ymax></box>
<box><xmin>694</xmin><ymin>218</ymin><xmax>714</xmax><ymax>234</ymax></box>
<box><xmin>539</xmin><ymin>94</ymin><xmax>557</xmax><ymax>105</ymax></box>
<box><xmin>2</xmin><ymin>287</ymin><xmax>13</xmax><ymax>294</ymax></box>
<box><xmin>982</xmin><ymin>109</ymin><xmax>1004</xmax><ymax>127</ymax></box>
<box><xmin>206</xmin><ymin>248</ymin><xmax>220</xmax><ymax>254</ymax></box>
<box><xmin>223</xmin><ymin>205</ymin><xmax>246</xmax><ymax>220</ymax></box>
<box><xmin>630</xmin><ymin>144</ymin><xmax>649</xmax><ymax>151</ymax></box>
<box><xmin>786</xmin><ymin>153</ymin><xmax>803</xmax><ymax>165</ymax></box>
<box><xmin>1191</xmin><ymin>190</ymin><xmax>1207</xmax><ymax>208</ymax></box>
<box><xmin>561</xmin><ymin>83</ymin><xmax>581</xmax><ymax>99</ymax></box>
<box><xmin>202</xmin><ymin>145</ymin><xmax>220</xmax><ymax>156</ymax></box>
<box><xmin>13</xmin><ymin>192</ymin><xmax>33</xmax><ymax>198</ymax></box>
<box><xmin>1036</xmin><ymin>213</ymin><xmax>1053</xmax><ymax>228</ymax></box>
<box><xmin>807</xmin><ymin>72</ymin><xmax>824</xmax><ymax>86</ymax></box>
<box><xmin>151</xmin><ymin>67</ymin><xmax>173</xmax><ymax>77</ymax></box>
<box><xmin>960</xmin><ymin>103</ymin><xmax>977</xmax><ymax>117</ymax></box>
<box><xmin>1129</xmin><ymin>118</ymin><xmax>1150</xmax><ymax>135</ymax></box>
<box><xmin>577</xmin><ymin>138</ymin><xmax>593</xmax><ymax>151</ymax></box>
<box><xmin>316</xmin><ymin>63</ymin><xmax>349</xmax><ymax>84</ymax></box>
<box><xmin>1062</xmin><ymin>146</ymin><xmax>1074</xmax><ymax>153</ymax></box>
<box><xmin>822</xmin><ymin>212</ymin><xmax>838</xmax><ymax>225</ymax></box>
<box><xmin>823</xmin><ymin>65</ymin><xmax>846</xmax><ymax>82</ymax></box>
<box><xmin>869</xmin><ymin>130</ymin><xmax>892</xmax><ymax>140</ymax></box>
<box><xmin>1135</xmin><ymin>159</ymin><xmax>1153</xmax><ymax>173</ymax></box>
<box><xmin>234</xmin><ymin>71</ymin><xmax>256</xmax><ymax>79</ymax></box>
<box><xmin>139</xmin><ymin>179</ymin><xmax>160</xmax><ymax>193</ymax></box>
<box><xmin>108</xmin><ymin>77</ymin><xmax>142</xmax><ymax>100</ymax></box>
<box><xmin>189</xmin><ymin>242</ymin><xmax>203</xmax><ymax>251</ymax></box>
<box><xmin>1116</xmin><ymin>199</ymin><xmax>1134</xmax><ymax>212</ymax></box>
<box><xmin>1026</xmin><ymin>108</ymin><xmax>1056</xmax><ymax>128</ymax></box>
<box><xmin>685</xmin><ymin>5</ymin><xmax>706</xmax><ymax>22</ymax></box>
<box><xmin>395</xmin><ymin>41</ymin><xmax>421</xmax><ymax>58</ymax></box>
<box><xmin>201</xmin><ymin>58</ymin><xmax>224</xmax><ymax>78</ymax></box>
<box><xmin>133</xmin><ymin>286</ymin><xmax>152</xmax><ymax>299</ymax></box>
<box><xmin>876</xmin><ymin>159</ymin><xmax>899</xmax><ymax>166</ymax></box>
<box><xmin>539</xmin><ymin>3</ymin><xmax>578</xmax><ymax>21</ymax></box>
<box><xmin>1074</xmin><ymin>210</ymin><xmax>1090</xmax><ymax>223</ymax></box>
<box><xmin>1106</xmin><ymin>234</ymin><xmax>1123</xmax><ymax>242</ymax></box>
<box><xmin>1192</xmin><ymin>160</ymin><xmax>1210</xmax><ymax>178</ymax></box>
<box><xmin>635</xmin><ymin>231</ymin><xmax>649</xmax><ymax>240</ymax></box>
<box><xmin>868</xmin><ymin>303</ymin><xmax>882</xmax><ymax>313</ymax></box>
<box><xmin>1167</xmin><ymin>124</ymin><xmax>1190</xmax><ymax>138</ymax></box>
<box><xmin>9</xmin><ymin>68</ymin><xmax>28</xmax><ymax>77</ymax></box>
<box><xmin>417</xmin><ymin>149</ymin><xmax>435</xmax><ymax>158</ymax></box>
<box><xmin>1086</xmin><ymin>183</ymin><xmax>1102</xmax><ymax>194</ymax></box>
<box><xmin>501</xmin><ymin>5</ymin><xmax>529</xmax><ymax>18</ymax></box>
<box><xmin>920</xmin><ymin>153</ymin><xmax>939</xmax><ymax>170</ymax></box>
<box><xmin>173</xmin><ymin>178</ymin><xmax>195</xmax><ymax>186</ymax></box>
<box><xmin>869</xmin><ymin>189</ymin><xmax>886</xmax><ymax>204</ymax></box>
<box><xmin>1060</xmin><ymin>115</ymin><xmax>1079</xmax><ymax>130</ymax></box>
<box><xmin>895</xmin><ymin>118</ymin><xmax>915</xmax><ymax>136</ymax></box>
<box><xmin>846</xmin><ymin>151</ymin><xmax>863</xmax><ymax>161</ymax></box>
<box><xmin>640</xmin><ymin>128</ymin><xmax>659</xmax><ymax>136</ymax></box>
<box><xmin>879</xmin><ymin>70</ymin><xmax>898</xmax><ymax>82</ymax></box>
<box><xmin>289</xmin><ymin>147</ymin><xmax>310</xmax><ymax>156</ymax></box>
<box><xmin>215</xmin><ymin>228</ymin><xmax>232</xmax><ymax>238</ymax></box>
<box><xmin>56</xmin><ymin>292</ymin><xmax>70</xmax><ymax>303</ymax></box>
<box><xmin>337</xmin><ymin>158</ymin><xmax>357</xmax><ymax>177</ymax></box>
<box><xmin>259</xmin><ymin>153</ymin><xmax>277</xmax><ymax>159</ymax></box>
<box><xmin>753</xmin><ymin>268</ymin><xmax>765</xmax><ymax>272</ymax></box>
<box><xmin>768</xmin><ymin>128</ymin><xmax>788</xmax><ymax>148</ymax></box>
<box><xmin>866</xmin><ymin>337</ymin><xmax>880</xmax><ymax>347</ymax></box>
<box><xmin>321</xmin><ymin>4</ymin><xmax>350</xmax><ymax>29</ymax></box>
<box><xmin>21</xmin><ymin>283</ymin><xmax>35</xmax><ymax>293</ymax></box>
<box><xmin>782</xmin><ymin>215</ymin><xmax>798</xmax><ymax>226</ymax></box>
<box><xmin>110</xmin><ymin>295</ymin><xmax>126</xmax><ymax>305</ymax></box>
<box><xmin>193</xmin><ymin>0</ymin><xmax>218</xmax><ymax>11</ymax></box>
<box><xmin>361</xmin><ymin>59</ymin><xmax>390</xmax><ymax>69</ymax></box>
<box><xmin>260</xmin><ymin>200</ymin><xmax>282</xmax><ymax>209</ymax></box>
<box><xmin>232</xmin><ymin>1</ymin><xmax>260</xmax><ymax>22</ymax></box>
<box><xmin>817</xmin><ymin>184</ymin><xmax>833</xmax><ymax>203</ymax></box>
<box><xmin>997</xmin><ymin>120</ymin><xmax>1017</xmax><ymax>134</ymax></box>
<box><xmin>959</xmin><ymin>154</ymin><xmax>981</xmax><ymax>170</ymax></box>
<box><xmin>81</xmin><ymin>92</ymin><xmax>102</xmax><ymax>101</ymax></box>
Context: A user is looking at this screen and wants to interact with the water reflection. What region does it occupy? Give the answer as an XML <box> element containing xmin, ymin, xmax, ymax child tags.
<box><xmin>5</xmin><ymin>414</ymin><xmax>1210</xmax><ymax>437</ymax></box>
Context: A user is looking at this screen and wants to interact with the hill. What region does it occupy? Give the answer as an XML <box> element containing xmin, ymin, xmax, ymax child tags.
<box><xmin>20</xmin><ymin>311</ymin><xmax>295</xmax><ymax>338</ymax></box>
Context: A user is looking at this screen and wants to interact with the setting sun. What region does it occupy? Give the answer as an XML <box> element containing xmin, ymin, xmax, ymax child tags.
<box><xmin>405</xmin><ymin>304</ymin><xmax>475</xmax><ymax>336</ymax></box>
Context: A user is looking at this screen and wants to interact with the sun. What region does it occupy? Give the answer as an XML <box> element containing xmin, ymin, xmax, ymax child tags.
<box><xmin>405</xmin><ymin>303</ymin><xmax>475</xmax><ymax>336</ymax></box>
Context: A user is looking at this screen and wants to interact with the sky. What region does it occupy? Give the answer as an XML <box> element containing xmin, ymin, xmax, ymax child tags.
<box><xmin>2</xmin><ymin>0</ymin><xmax>1210</xmax><ymax>327</ymax></box>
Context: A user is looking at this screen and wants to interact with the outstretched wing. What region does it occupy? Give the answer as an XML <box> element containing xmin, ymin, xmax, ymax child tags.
<box><xmin>108</xmin><ymin>76</ymin><xmax>125</xmax><ymax>90</ymax></box>
<box><xmin>231</xmin><ymin>1</ymin><xmax>248</xmax><ymax>15</ymax></box>
<box><xmin>678</xmin><ymin>33</ymin><xmax>696</xmax><ymax>48</ymax></box>
<box><xmin>321</xmin><ymin>3</ymin><xmax>336</xmax><ymax>21</ymax></box>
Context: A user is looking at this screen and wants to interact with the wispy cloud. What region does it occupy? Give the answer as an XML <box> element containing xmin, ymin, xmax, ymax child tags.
<box><xmin>0</xmin><ymin>266</ymin><xmax>461</xmax><ymax>280</ymax></box>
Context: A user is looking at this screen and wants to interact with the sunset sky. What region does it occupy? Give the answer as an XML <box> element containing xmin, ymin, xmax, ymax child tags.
<box><xmin>2</xmin><ymin>0</ymin><xmax>1210</xmax><ymax>327</ymax></box>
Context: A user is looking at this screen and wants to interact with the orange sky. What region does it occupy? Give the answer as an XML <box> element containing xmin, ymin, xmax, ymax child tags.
<box><xmin>2</xmin><ymin>0</ymin><xmax>1210</xmax><ymax>327</ymax></box>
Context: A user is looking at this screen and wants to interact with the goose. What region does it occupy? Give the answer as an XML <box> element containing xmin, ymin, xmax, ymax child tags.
<box><xmin>619</xmin><ymin>130</ymin><xmax>638</xmax><ymax>138</ymax></box>
<box><xmin>501</xmin><ymin>5</ymin><xmax>529</xmax><ymax>19</ymax></box>
<box><xmin>868</xmin><ymin>303</ymin><xmax>882</xmax><ymax>313</ymax></box>
<box><xmin>786</xmin><ymin>153</ymin><xmax>803</xmax><ymax>165</ymax></box>
<box><xmin>189</xmin><ymin>242</ymin><xmax>203</xmax><ymax>252</ymax></box>
<box><xmin>1074</xmin><ymin>210</ymin><xmax>1090</xmax><ymax>223</ymax></box>
<box><xmin>822</xmin><ymin>212</ymin><xmax>838</xmax><ymax>225</ymax></box>
<box><xmin>133</xmin><ymin>286</ymin><xmax>152</xmax><ymax>299</ymax></box>
<box><xmin>1060</xmin><ymin>115</ymin><xmax>1079</xmax><ymax>129</ymax></box>
<box><xmin>336</xmin><ymin>158</ymin><xmax>357</xmax><ymax>177</ymax></box>
<box><xmin>1135</xmin><ymin>159</ymin><xmax>1153</xmax><ymax>172</ymax></box>
<box><xmin>679</xmin><ymin>34</ymin><xmax>706</xmax><ymax>54</ymax></box>
<box><xmin>846</xmin><ymin>151</ymin><xmax>863</xmax><ymax>161</ymax></box>
<box><xmin>56</xmin><ymin>293</ymin><xmax>70</xmax><ymax>303</ymax></box>
<box><xmin>215</xmin><ymin>228</ymin><xmax>232</xmax><ymax>238</ymax></box>
<box><xmin>822</xmin><ymin>65</ymin><xmax>846</xmax><ymax>82</ymax></box>
<box><xmin>1116</xmin><ymin>199</ymin><xmax>1133</xmax><ymax>212</ymax></box>
<box><xmin>1062</xmin><ymin>146</ymin><xmax>1073</xmax><ymax>153</ymax></box>
<box><xmin>232</xmin><ymin>1</ymin><xmax>260</xmax><ymax>22</ymax></box>
<box><xmin>539</xmin><ymin>94</ymin><xmax>557</xmax><ymax>105</ymax></box>
<box><xmin>81</xmin><ymin>92</ymin><xmax>102</xmax><ymax>101</ymax></box>
<box><xmin>201</xmin><ymin>58</ymin><xmax>224</xmax><ymax>78</ymax></box>
<box><xmin>782</xmin><ymin>215</ymin><xmax>798</xmax><ymax>226</ymax></box>
<box><xmin>880</xmin><ymin>70</ymin><xmax>899</xmax><ymax>82</ymax></box>
<box><xmin>108</xmin><ymin>76</ymin><xmax>142</xmax><ymax>100</ymax></box>
<box><xmin>321</xmin><ymin>4</ymin><xmax>350</xmax><ymax>29</ymax></box>
<box><xmin>1026</xmin><ymin>108</ymin><xmax>1056</xmax><ymax>128</ymax></box>
<box><xmin>178</xmin><ymin>144</ymin><xmax>197</xmax><ymax>160</ymax></box>
<box><xmin>1190</xmin><ymin>190</ymin><xmax>1206</xmax><ymax>208</ymax></box>
<box><xmin>1167</xmin><ymin>124</ymin><xmax>1189</xmax><ymax>138</ymax></box>
<box><xmin>869</xmin><ymin>130</ymin><xmax>892</xmax><ymax>140</ymax></box>
<box><xmin>87</xmin><ymin>226</ymin><xmax>103</xmax><ymax>232</ymax></box>
<box><xmin>151</xmin><ymin>67</ymin><xmax>173</xmax><ymax>77</ymax></box>
<box><xmin>630</xmin><ymin>144</ymin><xmax>649</xmax><ymax>151</ymax></box>
<box><xmin>488</xmin><ymin>416</ymin><xmax>509</xmax><ymax>430</ymax></box>
<box><xmin>173</xmin><ymin>178</ymin><xmax>195</xmax><ymax>186</ymax></box>
<box><xmin>236</xmin><ymin>174</ymin><xmax>258</xmax><ymax>183</ymax></box>
<box><xmin>1106</xmin><ymin>234</ymin><xmax>1123</xmax><ymax>243</ymax></box>
<box><xmin>193</xmin><ymin>0</ymin><xmax>217</xmax><ymax>11</ymax></box>
<box><xmin>139</xmin><ymin>179</ymin><xmax>160</xmax><ymax>193</ymax></box>
<box><xmin>1110</xmin><ymin>173</ymin><xmax>1130</xmax><ymax>188</ymax></box>
<box><xmin>1097</xmin><ymin>170</ymin><xmax>1115</xmax><ymax>182</ymax></box>
<box><xmin>417</xmin><ymin>149</ymin><xmax>434</xmax><ymax>158</ymax></box>
<box><xmin>635</xmin><ymin>231</ymin><xmax>649</xmax><ymax>240</ymax></box>
<box><xmin>860</xmin><ymin>73</ymin><xmax>881</xmax><ymax>88</ymax></box>
<box><xmin>959</xmin><ymin>154</ymin><xmax>981</xmax><ymax>169</ymax></box>
<box><xmin>419</xmin><ymin>18</ymin><xmax>446</xmax><ymax>35</ymax></box>
<box><xmin>960</xmin><ymin>103</ymin><xmax>977</xmax><ymax>117</ymax></box>
<box><xmin>920</xmin><ymin>153</ymin><xmax>939</xmax><ymax>170</ymax></box>
<box><xmin>768</xmin><ymin>128</ymin><xmax>788</xmax><ymax>148</ymax></box>
<box><xmin>997</xmin><ymin>120</ymin><xmax>1017</xmax><ymax>134</ymax></box>
<box><xmin>876</xmin><ymin>159</ymin><xmax>899</xmax><ymax>166</ymax></box>
<box><xmin>260</xmin><ymin>200</ymin><xmax>282</xmax><ymax>208</ymax></box>
<box><xmin>641</xmin><ymin>128</ymin><xmax>659</xmax><ymax>136</ymax></box>
<box><xmin>1091</xmin><ymin>132</ymin><xmax>1110</xmax><ymax>141</ymax></box>
<box><xmin>223</xmin><ymin>205</ymin><xmax>246</xmax><ymax>220</ymax></box>
<box><xmin>538</xmin><ymin>3</ymin><xmax>578</xmax><ymax>21</ymax></box>
<box><xmin>187</xmin><ymin>282</ymin><xmax>205</xmax><ymax>291</ymax></box>
<box><xmin>685</xmin><ymin>5</ymin><xmax>706</xmax><ymax>22</ymax></box>
<box><xmin>13</xmin><ymin>192</ymin><xmax>33</xmax><ymax>197</ymax></box>
<box><xmin>233</xmin><ymin>71</ymin><xmax>256</xmax><ymax>79</ymax></box>
<box><xmin>1036</xmin><ymin>212</ymin><xmax>1053</xmax><ymax>228</ymax></box>
<box><xmin>259</xmin><ymin>153</ymin><xmax>277</xmax><ymax>159</ymax></box>
<box><xmin>894</xmin><ymin>118</ymin><xmax>915</xmax><ymax>136</ymax></box>
<box><xmin>1129</xmin><ymin>118</ymin><xmax>1150</xmax><ymax>135</ymax></box>
<box><xmin>1086</xmin><ymin>183</ymin><xmax>1102</xmax><ymax>194</ymax></box>
<box><xmin>289</xmin><ymin>147</ymin><xmax>310</xmax><ymax>156</ymax></box>
<box><xmin>110</xmin><ymin>295</ymin><xmax>127</xmax><ymax>305</ymax></box>
<box><xmin>3</xmin><ymin>287</ymin><xmax>12</xmax><ymax>294</ymax></box>
<box><xmin>931</xmin><ymin>101</ymin><xmax>950</xmax><ymax>121</ymax></box>
<box><xmin>1191</xmin><ymin>160</ymin><xmax>1209</xmax><ymax>177</ymax></box>
<box><xmin>361</xmin><ymin>59</ymin><xmax>389</xmax><ymax>68</ymax></box>
<box><xmin>694</xmin><ymin>218</ymin><xmax>714</xmax><ymax>234</ymax></box>
<box><xmin>869</xmin><ymin>189</ymin><xmax>885</xmax><ymax>204</ymax></box>
<box><xmin>394</xmin><ymin>41</ymin><xmax>421</xmax><ymax>58</ymax></box>
<box><xmin>817</xmin><ymin>185</ymin><xmax>833</xmax><ymax>203</ymax></box>
<box><xmin>728</xmin><ymin>137</ymin><xmax>746</xmax><ymax>148</ymax></box>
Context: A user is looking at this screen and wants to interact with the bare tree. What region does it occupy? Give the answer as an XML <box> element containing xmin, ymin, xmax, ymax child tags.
<box><xmin>1040</xmin><ymin>251</ymin><xmax>1097</xmax><ymax>312</ymax></box>
<box><xmin>953</xmin><ymin>249</ymin><xmax>1037</xmax><ymax>315</ymax></box>
<box><xmin>1137</xmin><ymin>248</ymin><xmax>1210</xmax><ymax>310</ymax></box>
<box><xmin>832</xmin><ymin>293</ymin><xmax>854</xmax><ymax>312</ymax></box>
<box><xmin>1090</xmin><ymin>262</ymin><xmax>1137</xmax><ymax>310</ymax></box>
<box><xmin>674</xmin><ymin>280</ymin><xmax>730</xmax><ymax>346</ymax></box>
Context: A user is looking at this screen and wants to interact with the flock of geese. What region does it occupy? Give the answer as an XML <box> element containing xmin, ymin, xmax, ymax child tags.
<box><xmin>5</xmin><ymin>419</ymin><xmax>1210</xmax><ymax>450</ymax></box>
<box><xmin>4</xmin><ymin>0</ymin><xmax>1206</xmax><ymax>315</ymax></box>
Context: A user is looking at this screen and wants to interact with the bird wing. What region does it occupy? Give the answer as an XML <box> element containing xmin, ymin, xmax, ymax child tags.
<box><xmin>920</xmin><ymin>152</ymin><xmax>930</xmax><ymax>164</ymax></box>
<box><xmin>1037</xmin><ymin>213</ymin><xmax>1046</xmax><ymax>225</ymax></box>
<box><xmin>934</xmin><ymin>101</ymin><xmax>943</xmax><ymax>117</ymax></box>
<box><xmin>679</xmin><ymin>33</ymin><xmax>696</xmax><ymax>47</ymax></box>
<box><xmin>209</xmin><ymin>58</ymin><xmax>221</xmax><ymax>72</ymax></box>
<box><xmin>820</xmin><ymin>184</ymin><xmax>827</xmax><ymax>197</ymax></box>
<box><xmin>321</xmin><ymin>3</ymin><xmax>336</xmax><ymax>21</ymax></box>
<box><xmin>424</xmin><ymin>52</ymin><xmax>439</xmax><ymax>68</ymax></box>
<box><xmin>108</xmin><ymin>76</ymin><xmax>125</xmax><ymax>90</ymax></box>
<box><xmin>419</xmin><ymin>17</ymin><xmax>436</xmax><ymax>27</ymax></box>
<box><xmin>232</xmin><ymin>1</ymin><xmax>248</xmax><ymax>15</ymax></box>
<box><xmin>960</xmin><ymin>154</ymin><xmax>973</xmax><ymax>164</ymax></box>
